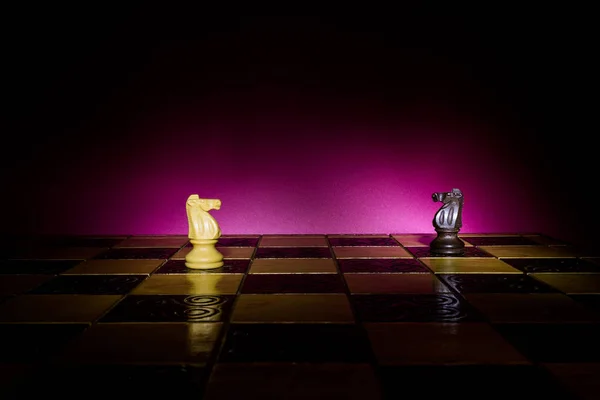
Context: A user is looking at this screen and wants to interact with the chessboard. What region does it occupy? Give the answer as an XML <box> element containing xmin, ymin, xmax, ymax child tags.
<box><xmin>1</xmin><ymin>233</ymin><xmax>599</xmax><ymax>399</ymax></box>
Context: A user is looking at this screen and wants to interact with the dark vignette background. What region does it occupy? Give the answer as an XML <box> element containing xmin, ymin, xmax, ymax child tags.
<box><xmin>2</xmin><ymin>9</ymin><xmax>597</xmax><ymax>249</ymax></box>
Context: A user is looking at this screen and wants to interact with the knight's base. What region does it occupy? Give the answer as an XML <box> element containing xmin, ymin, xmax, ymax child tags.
<box><xmin>185</xmin><ymin>239</ymin><xmax>224</xmax><ymax>269</ymax></box>
<box><xmin>430</xmin><ymin>230</ymin><xmax>465</xmax><ymax>256</ymax></box>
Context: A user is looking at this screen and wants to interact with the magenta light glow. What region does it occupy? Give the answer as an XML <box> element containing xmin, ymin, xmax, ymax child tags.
<box><xmin>12</xmin><ymin>101</ymin><xmax>551</xmax><ymax>240</ymax></box>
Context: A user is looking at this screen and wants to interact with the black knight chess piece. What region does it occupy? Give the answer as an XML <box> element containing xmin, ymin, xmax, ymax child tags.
<box><xmin>430</xmin><ymin>188</ymin><xmax>465</xmax><ymax>256</ymax></box>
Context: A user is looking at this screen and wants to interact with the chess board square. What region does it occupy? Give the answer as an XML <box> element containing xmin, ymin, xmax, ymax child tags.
<box><xmin>379</xmin><ymin>365</ymin><xmax>575</xmax><ymax>398</ymax></box>
<box><xmin>0</xmin><ymin>323</ymin><xmax>87</xmax><ymax>362</ymax></box>
<box><xmin>42</xmin><ymin>236</ymin><xmax>127</xmax><ymax>247</ymax></box>
<box><xmin>328</xmin><ymin>236</ymin><xmax>399</xmax><ymax>246</ymax></box>
<box><xmin>522</xmin><ymin>234</ymin><xmax>571</xmax><ymax>245</ymax></box>
<box><xmin>155</xmin><ymin>259</ymin><xmax>250</xmax><ymax>274</ymax></box>
<box><xmin>57</xmin><ymin>323</ymin><xmax>222</xmax><ymax>365</ymax></box>
<box><xmin>28</xmin><ymin>275</ymin><xmax>146</xmax><ymax>295</ymax></box>
<box><xmin>99</xmin><ymin>295</ymin><xmax>235</xmax><ymax>323</ymax></box>
<box><xmin>113</xmin><ymin>235</ymin><xmax>189</xmax><ymax>248</ymax></box>
<box><xmin>259</xmin><ymin>235</ymin><xmax>328</xmax><ymax>247</ymax></box>
<box><xmin>530</xmin><ymin>274</ymin><xmax>600</xmax><ymax>294</ymax></box>
<box><xmin>61</xmin><ymin>259</ymin><xmax>164</xmax><ymax>275</ymax></box>
<box><xmin>569</xmin><ymin>294</ymin><xmax>600</xmax><ymax>312</ymax></box>
<box><xmin>478</xmin><ymin>245</ymin><xmax>579</xmax><ymax>258</ymax></box>
<box><xmin>241</xmin><ymin>274</ymin><xmax>346</xmax><ymax>294</ymax></box>
<box><xmin>220</xmin><ymin>247</ymin><xmax>256</xmax><ymax>259</ymax></box>
<box><xmin>494</xmin><ymin>323</ymin><xmax>600</xmax><ymax>362</ymax></box>
<box><xmin>461</xmin><ymin>236</ymin><xmax>541</xmax><ymax>246</ymax></box>
<box><xmin>351</xmin><ymin>294</ymin><xmax>485</xmax><ymax>322</ymax></box>
<box><xmin>249</xmin><ymin>258</ymin><xmax>337</xmax><ymax>274</ymax></box>
<box><xmin>391</xmin><ymin>234</ymin><xmax>437</xmax><ymax>247</ymax></box>
<box><xmin>365</xmin><ymin>322</ymin><xmax>530</xmax><ymax>365</ymax></box>
<box><xmin>0</xmin><ymin>295</ymin><xmax>121</xmax><ymax>323</ymax></box>
<box><xmin>419</xmin><ymin>258</ymin><xmax>521</xmax><ymax>274</ymax></box>
<box><xmin>17</xmin><ymin>364</ymin><xmax>207</xmax><ymax>397</ymax></box>
<box><xmin>344</xmin><ymin>274</ymin><xmax>451</xmax><ymax>294</ymax></box>
<box><xmin>172</xmin><ymin>246</ymin><xmax>254</xmax><ymax>260</ymax></box>
<box><xmin>337</xmin><ymin>258</ymin><xmax>431</xmax><ymax>273</ymax></box>
<box><xmin>254</xmin><ymin>247</ymin><xmax>332</xmax><ymax>259</ymax></box>
<box><xmin>542</xmin><ymin>363</ymin><xmax>600</xmax><ymax>400</ymax></box>
<box><xmin>205</xmin><ymin>363</ymin><xmax>382</xmax><ymax>400</ymax></box>
<box><xmin>405</xmin><ymin>247</ymin><xmax>493</xmax><ymax>258</ymax></box>
<box><xmin>217</xmin><ymin>236</ymin><xmax>260</xmax><ymax>247</ymax></box>
<box><xmin>9</xmin><ymin>247</ymin><xmax>109</xmax><ymax>260</ymax></box>
<box><xmin>585</xmin><ymin>257</ymin><xmax>600</xmax><ymax>266</ymax></box>
<box><xmin>570</xmin><ymin>247</ymin><xmax>600</xmax><ymax>258</ymax></box>
<box><xmin>463</xmin><ymin>293</ymin><xmax>600</xmax><ymax>323</ymax></box>
<box><xmin>130</xmin><ymin>275</ymin><xmax>243</xmax><ymax>295</ymax></box>
<box><xmin>231</xmin><ymin>294</ymin><xmax>354</xmax><ymax>323</ymax></box>
<box><xmin>0</xmin><ymin>260</ymin><xmax>81</xmax><ymax>275</ymax></box>
<box><xmin>219</xmin><ymin>323</ymin><xmax>372</xmax><ymax>362</ymax></box>
<box><xmin>438</xmin><ymin>274</ymin><xmax>560</xmax><ymax>293</ymax></box>
<box><xmin>93</xmin><ymin>247</ymin><xmax>179</xmax><ymax>260</ymax></box>
<box><xmin>502</xmin><ymin>258</ymin><xmax>600</xmax><ymax>273</ymax></box>
<box><xmin>333</xmin><ymin>246</ymin><xmax>412</xmax><ymax>259</ymax></box>
<box><xmin>0</xmin><ymin>275</ymin><xmax>53</xmax><ymax>296</ymax></box>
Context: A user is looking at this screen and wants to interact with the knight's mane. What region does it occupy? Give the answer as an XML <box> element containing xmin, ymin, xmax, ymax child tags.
<box><xmin>187</xmin><ymin>199</ymin><xmax>220</xmax><ymax>239</ymax></box>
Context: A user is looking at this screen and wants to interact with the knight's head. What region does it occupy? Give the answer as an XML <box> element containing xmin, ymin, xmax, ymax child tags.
<box><xmin>432</xmin><ymin>188</ymin><xmax>462</xmax><ymax>203</ymax></box>
<box><xmin>186</xmin><ymin>195</ymin><xmax>222</xmax><ymax>211</ymax></box>
<box><xmin>451</xmin><ymin>188</ymin><xmax>463</xmax><ymax>198</ymax></box>
<box><xmin>199</xmin><ymin>198</ymin><xmax>221</xmax><ymax>211</ymax></box>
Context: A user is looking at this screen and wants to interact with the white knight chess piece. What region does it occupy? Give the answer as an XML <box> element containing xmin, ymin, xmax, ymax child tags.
<box><xmin>185</xmin><ymin>194</ymin><xmax>224</xmax><ymax>269</ymax></box>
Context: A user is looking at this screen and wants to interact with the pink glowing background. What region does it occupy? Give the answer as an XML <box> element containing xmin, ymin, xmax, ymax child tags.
<box><xmin>2</xmin><ymin>15</ymin><xmax>595</xmax><ymax>248</ymax></box>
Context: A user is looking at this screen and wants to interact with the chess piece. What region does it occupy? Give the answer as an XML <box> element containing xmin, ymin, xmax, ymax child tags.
<box><xmin>185</xmin><ymin>194</ymin><xmax>224</xmax><ymax>269</ymax></box>
<box><xmin>430</xmin><ymin>188</ymin><xmax>465</xmax><ymax>256</ymax></box>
